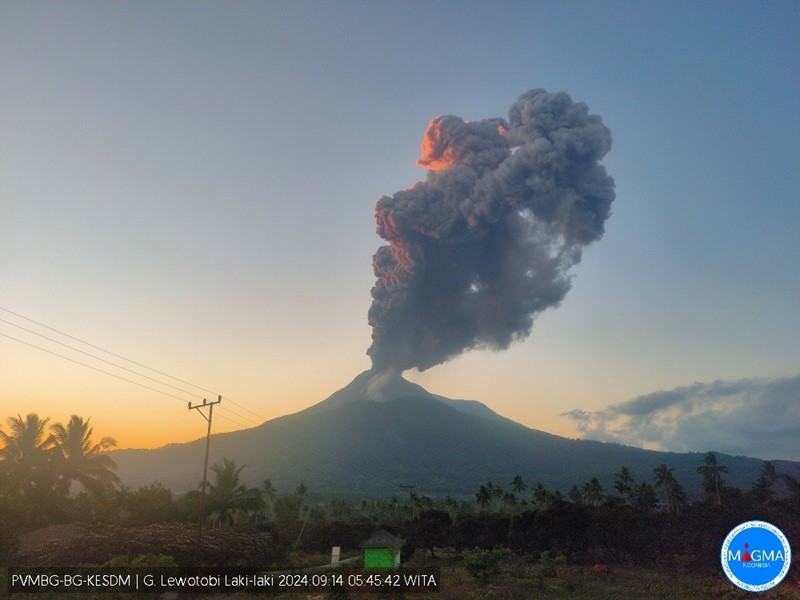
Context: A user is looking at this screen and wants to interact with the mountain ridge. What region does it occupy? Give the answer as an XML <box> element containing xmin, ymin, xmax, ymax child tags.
<box><xmin>111</xmin><ymin>373</ymin><xmax>799</xmax><ymax>497</ymax></box>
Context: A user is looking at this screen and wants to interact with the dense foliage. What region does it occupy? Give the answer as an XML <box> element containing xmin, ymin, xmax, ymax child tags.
<box><xmin>2</xmin><ymin>412</ymin><xmax>798</xmax><ymax>587</ymax></box>
<box><xmin>17</xmin><ymin>523</ymin><xmax>284</xmax><ymax>567</ymax></box>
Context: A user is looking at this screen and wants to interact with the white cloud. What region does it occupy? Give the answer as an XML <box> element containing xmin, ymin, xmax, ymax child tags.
<box><xmin>562</xmin><ymin>375</ymin><xmax>800</xmax><ymax>461</ymax></box>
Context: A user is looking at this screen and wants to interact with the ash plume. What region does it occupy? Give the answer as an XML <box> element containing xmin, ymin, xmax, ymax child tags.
<box><xmin>368</xmin><ymin>89</ymin><xmax>615</xmax><ymax>372</ymax></box>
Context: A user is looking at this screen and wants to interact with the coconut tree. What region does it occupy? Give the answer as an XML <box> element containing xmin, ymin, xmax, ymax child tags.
<box><xmin>531</xmin><ymin>481</ymin><xmax>550</xmax><ymax>509</ymax></box>
<box><xmin>581</xmin><ymin>477</ymin><xmax>604</xmax><ymax>507</ymax></box>
<box><xmin>510</xmin><ymin>475</ymin><xmax>527</xmax><ymax>496</ymax></box>
<box><xmin>475</xmin><ymin>484</ymin><xmax>492</xmax><ymax>511</ymax></box>
<box><xmin>613</xmin><ymin>466</ymin><xmax>635</xmax><ymax>504</ymax></box>
<box><xmin>49</xmin><ymin>415</ymin><xmax>119</xmax><ymax>498</ymax></box>
<box><xmin>653</xmin><ymin>463</ymin><xmax>686</xmax><ymax>515</ymax></box>
<box><xmin>568</xmin><ymin>484</ymin><xmax>583</xmax><ymax>505</ymax></box>
<box><xmin>258</xmin><ymin>477</ymin><xmax>276</xmax><ymax>521</ymax></box>
<box><xmin>261</xmin><ymin>478</ymin><xmax>276</xmax><ymax>505</ymax></box>
<box><xmin>750</xmin><ymin>461</ymin><xmax>778</xmax><ymax>504</ymax></box>
<box><xmin>207</xmin><ymin>458</ymin><xmax>251</xmax><ymax>525</ymax></box>
<box><xmin>0</xmin><ymin>414</ymin><xmax>56</xmax><ymax>497</ymax></box>
<box><xmin>696</xmin><ymin>451</ymin><xmax>728</xmax><ymax>506</ymax></box>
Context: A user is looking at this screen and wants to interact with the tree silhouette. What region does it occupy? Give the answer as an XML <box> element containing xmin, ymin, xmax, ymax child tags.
<box><xmin>510</xmin><ymin>475</ymin><xmax>527</xmax><ymax>495</ymax></box>
<box><xmin>581</xmin><ymin>477</ymin><xmax>604</xmax><ymax>506</ymax></box>
<box><xmin>568</xmin><ymin>484</ymin><xmax>583</xmax><ymax>504</ymax></box>
<box><xmin>0</xmin><ymin>414</ymin><xmax>56</xmax><ymax>499</ymax></box>
<box><xmin>696</xmin><ymin>452</ymin><xmax>727</xmax><ymax>506</ymax></box>
<box><xmin>208</xmin><ymin>458</ymin><xmax>251</xmax><ymax>525</ymax></box>
<box><xmin>50</xmin><ymin>415</ymin><xmax>119</xmax><ymax>498</ymax></box>
<box><xmin>295</xmin><ymin>482</ymin><xmax>308</xmax><ymax>500</ymax></box>
<box><xmin>475</xmin><ymin>484</ymin><xmax>491</xmax><ymax>511</ymax></box>
<box><xmin>750</xmin><ymin>461</ymin><xmax>778</xmax><ymax>504</ymax></box>
<box><xmin>531</xmin><ymin>481</ymin><xmax>551</xmax><ymax>509</ymax></box>
<box><xmin>259</xmin><ymin>478</ymin><xmax>277</xmax><ymax>521</ymax></box>
<box><xmin>631</xmin><ymin>481</ymin><xmax>657</xmax><ymax>515</ymax></box>
<box><xmin>262</xmin><ymin>478</ymin><xmax>276</xmax><ymax>503</ymax></box>
<box><xmin>653</xmin><ymin>463</ymin><xmax>686</xmax><ymax>515</ymax></box>
<box><xmin>613</xmin><ymin>466</ymin><xmax>635</xmax><ymax>504</ymax></box>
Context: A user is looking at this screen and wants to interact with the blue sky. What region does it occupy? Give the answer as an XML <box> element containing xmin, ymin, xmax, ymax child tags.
<box><xmin>1</xmin><ymin>1</ymin><xmax>798</xmax><ymax>458</ymax></box>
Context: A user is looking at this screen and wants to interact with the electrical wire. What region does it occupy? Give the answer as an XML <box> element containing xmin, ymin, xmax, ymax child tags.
<box><xmin>211</xmin><ymin>412</ymin><xmax>246</xmax><ymax>428</ymax></box>
<box><xmin>0</xmin><ymin>332</ymin><xmax>191</xmax><ymax>404</ymax></box>
<box><xmin>2</xmin><ymin>330</ymin><xmax>258</xmax><ymax>430</ymax></box>
<box><xmin>0</xmin><ymin>305</ymin><xmax>216</xmax><ymax>394</ymax></box>
<box><xmin>0</xmin><ymin>317</ymin><xmax>206</xmax><ymax>400</ymax></box>
<box><xmin>0</xmin><ymin>305</ymin><xmax>267</xmax><ymax>423</ymax></box>
<box><xmin>1</xmin><ymin>317</ymin><xmax>261</xmax><ymax>425</ymax></box>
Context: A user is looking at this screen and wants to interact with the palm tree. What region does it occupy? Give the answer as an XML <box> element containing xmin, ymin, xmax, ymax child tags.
<box><xmin>510</xmin><ymin>475</ymin><xmax>527</xmax><ymax>495</ymax></box>
<box><xmin>475</xmin><ymin>484</ymin><xmax>491</xmax><ymax>511</ymax></box>
<box><xmin>262</xmin><ymin>478</ymin><xmax>276</xmax><ymax>505</ymax></box>
<box><xmin>207</xmin><ymin>458</ymin><xmax>250</xmax><ymax>525</ymax></box>
<box><xmin>613</xmin><ymin>466</ymin><xmax>635</xmax><ymax>504</ymax></box>
<box><xmin>696</xmin><ymin>451</ymin><xmax>728</xmax><ymax>506</ymax></box>
<box><xmin>653</xmin><ymin>463</ymin><xmax>686</xmax><ymax>515</ymax></box>
<box><xmin>49</xmin><ymin>415</ymin><xmax>119</xmax><ymax>497</ymax></box>
<box><xmin>0</xmin><ymin>413</ymin><xmax>56</xmax><ymax>496</ymax></box>
<box><xmin>531</xmin><ymin>482</ymin><xmax>550</xmax><ymax>509</ymax></box>
<box><xmin>581</xmin><ymin>477</ymin><xmax>604</xmax><ymax>506</ymax></box>
<box><xmin>259</xmin><ymin>478</ymin><xmax>276</xmax><ymax>520</ymax></box>
<box><xmin>631</xmin><ymin>482</ymin><xmax>657</xmax><ymax>515</ymax></box>
<box><xmin>750</xmin><ymin>461</ymin><xmax>778</xmax><ymax>503</ymax></box>
<box><xmin>295</xmin><ymin>482</ymin><xmax>308</xmax><ymax>500</ymax></box>
<box><xmin>443</xmin><ymin>495</ymin><xmax>458</xmax><ymax>516</ymax></box>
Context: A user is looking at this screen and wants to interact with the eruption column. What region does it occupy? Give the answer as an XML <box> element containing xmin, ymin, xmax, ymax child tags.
<box><xmin>368</xmin><ymin>89</ymin><xmax>615</xmax><ymax>373</ymax></box>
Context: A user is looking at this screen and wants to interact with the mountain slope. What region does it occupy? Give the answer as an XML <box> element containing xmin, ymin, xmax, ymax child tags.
<box><xmin>302</xmin><ymin>370</ymin><xmax>515</xmax><ymax>424</ymax></box>
<box><xmin>111</xmin><ymin>374</ymin><xmax>798</xmax><ymax>497</ymax></box>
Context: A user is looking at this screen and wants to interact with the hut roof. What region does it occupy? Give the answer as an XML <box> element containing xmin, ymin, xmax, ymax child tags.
<box><xmin>360</xmin><ymin>529</ymin><xmax>399</xmax><ymax>548</ymax></box>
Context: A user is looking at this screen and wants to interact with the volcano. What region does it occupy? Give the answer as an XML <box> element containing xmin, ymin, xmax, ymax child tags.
<box><xmin>111</xmin><ymin>372</ymin><xmax>797</xmax><ymax>497</ymax></box>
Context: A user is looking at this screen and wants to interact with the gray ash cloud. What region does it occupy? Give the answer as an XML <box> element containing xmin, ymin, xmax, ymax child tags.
<box><xmin>368</xmin><ymin>89</ymin><xmax>615</xmax><ymax>372</ymax></box>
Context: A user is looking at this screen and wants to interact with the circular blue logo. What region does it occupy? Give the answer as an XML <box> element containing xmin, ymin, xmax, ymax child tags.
<box><xmin>721</xmin><ymin>520</ymin><xmax>791</xmax><ymax>592</ymax></box>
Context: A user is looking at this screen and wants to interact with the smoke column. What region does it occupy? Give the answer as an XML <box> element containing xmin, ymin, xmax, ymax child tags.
<box><xmin>368</xmin><ymin>89</ymin><xmax>615</xmax><ymax>373</ymax></box>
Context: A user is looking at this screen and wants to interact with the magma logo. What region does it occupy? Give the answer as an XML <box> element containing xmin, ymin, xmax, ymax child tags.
<box><xmin>721</xmin><ymin>520</ymin><xmax>791</xmax><ymax>592</ymax></box>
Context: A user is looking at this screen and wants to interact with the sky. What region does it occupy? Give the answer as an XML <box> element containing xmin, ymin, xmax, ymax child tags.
<box><xmin>1</xmin><ymin>1</ymin><xmax>798</xmax><ymax>460</ymax></box>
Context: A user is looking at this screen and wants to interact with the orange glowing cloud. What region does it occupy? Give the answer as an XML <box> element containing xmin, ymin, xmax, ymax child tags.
<box><xmin>417</xmin><ymin>116</ymin><xmax>462</xmax><ymax>170</ymax></box>
<box><xmin>416</xmin><ymin>115</ymin><xmax>511</xmax><ymax>173</ymax></box>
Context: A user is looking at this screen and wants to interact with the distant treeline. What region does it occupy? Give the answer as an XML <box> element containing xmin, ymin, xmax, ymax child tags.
<box><xmin>2</xmin><ymin>413</ymin><xmax>799</xmax><ymax>572</ymax></box>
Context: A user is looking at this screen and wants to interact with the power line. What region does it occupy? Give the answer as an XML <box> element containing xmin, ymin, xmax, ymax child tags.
<box><xmin>0</xmin><ymin>317</ymin><xmax>206</xmax><ymax>401</ymax></box>
<box><xmin>1</xmin><ymin>317</ymin><xmax>260</xmax><ymax>425</ymax></box>
<box><xmin>2</xmin><ymin>331</ymin><xmax>256</xmax><ymax>429</ymax></box>
<box><xmin>0</xmin><ymin>305</ymin><xmax>217</xmax><ymax>394</ymax></box>
<box><xmin>213</xmin><ymin>411</ymin><xmax>246</xmax><ymax>427</ymax></box>
<box><xmin>214</xmin><ymin>403</ymin><xmax>256</xmax><ymax>426</ymax></box>
<box><xmin>217</xmin><ymin>396</ymin><xmax>266</xmax><ymax>423</ymax></box>
<box><xmin>0</xmin><ymin>305</ymin><xmax>267</xmax><ymax>423</ymax></box>
<box><xmin>1</xmin><ymin>332</ymin><xmax>190</xmax><ymax>404</ymax></box>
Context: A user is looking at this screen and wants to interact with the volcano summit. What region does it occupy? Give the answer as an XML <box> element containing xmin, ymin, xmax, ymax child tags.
<box><xmin>111</xmin><ymin>371</ymin><xmax>793</xmax><ymax>498</ymax></box>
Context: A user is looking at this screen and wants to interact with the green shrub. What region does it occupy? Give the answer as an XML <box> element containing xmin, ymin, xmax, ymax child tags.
<box><xmin>130</xmin><ymin>553</ymin><xmax>176</xmax><ymax>568</ymax></box>
<box><xmin>101</xmin><ymin>556</ymin><xmax>131</xmax><ymax>568</ymax></box>
<box><xmin>462</xmin><ymin>548</ymin><xmax>502</xmax><ymax>581</ymax></box>
<box><xmin>101</xmin><ymin>553</ymin><xmax>177</xmax><ymax>568</ymax></box>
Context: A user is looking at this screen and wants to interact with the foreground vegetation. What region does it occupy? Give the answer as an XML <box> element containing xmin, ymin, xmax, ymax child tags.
<box><xmin>3</xmin><ymin>551</ymin><xmax>798</xmax><ymax>599</ymax></box>
<box><xmin>1</xmin><ymin>412</ymin><xmax>799</xmax><ymax>597</ymax></box>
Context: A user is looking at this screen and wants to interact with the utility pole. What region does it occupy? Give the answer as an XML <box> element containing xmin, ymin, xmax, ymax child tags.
<box><xmin>400</xmin><ymin>483</ymin><xmax>416</xmax><ymax>548</ymax></box>
<box><xmin>189</xmin><ymin>395</ymin><xmax>222</xmax><ymax>551</ymax></box>
<box><xmin>400</xmin><ymin>484</ymin><xmax>416</xmax><ymax>519</ymax></box>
